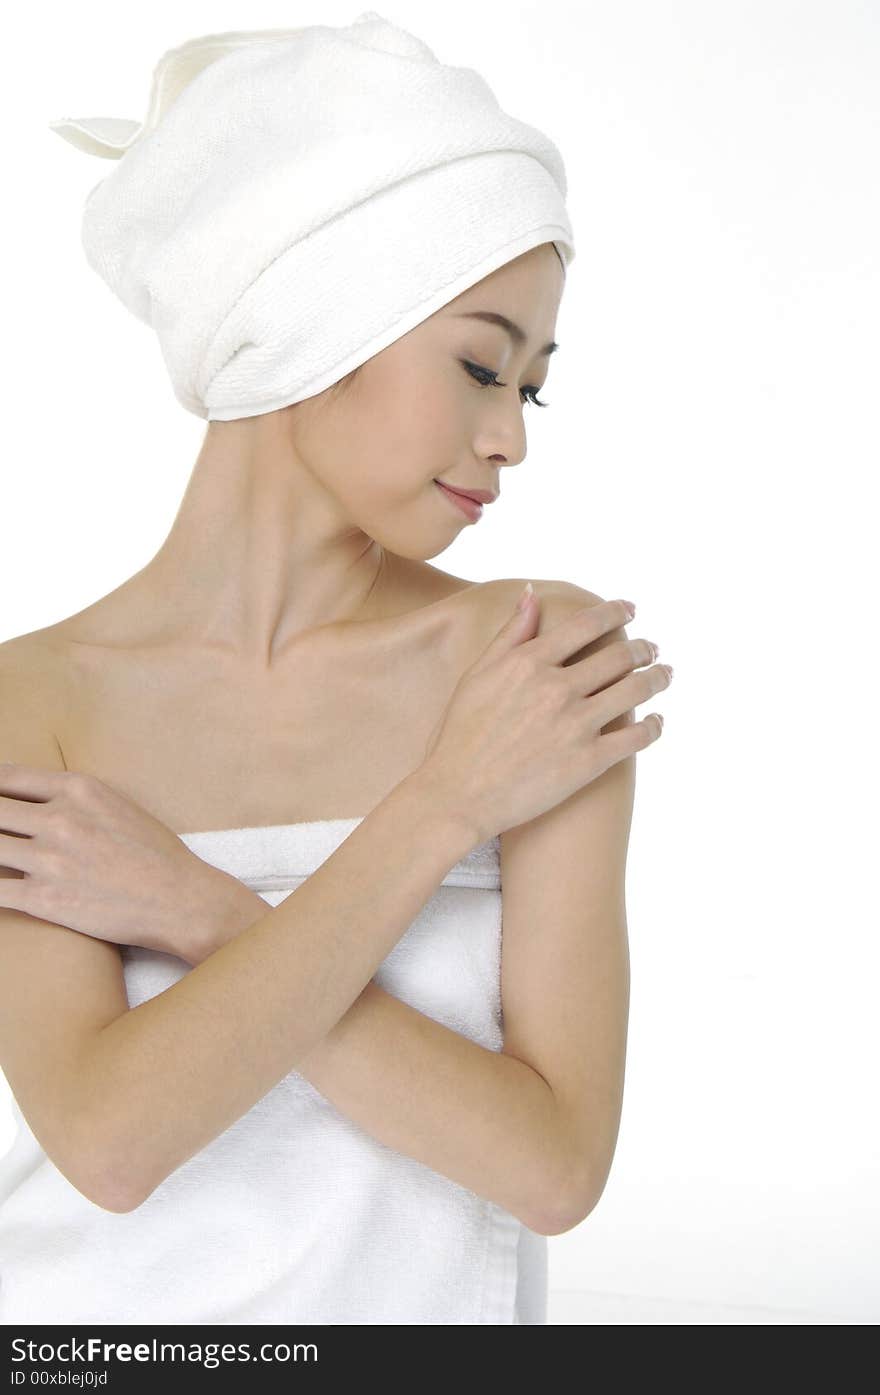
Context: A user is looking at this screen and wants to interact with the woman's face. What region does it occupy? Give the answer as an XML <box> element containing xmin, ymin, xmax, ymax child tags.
<box><xmin>284</xmin><ymin>242</ymin><xmax>566</xmax><ymax>560</ymax></box>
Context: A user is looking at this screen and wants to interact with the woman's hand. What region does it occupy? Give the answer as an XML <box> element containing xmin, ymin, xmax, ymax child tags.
<box><xmin>420</xmin><ymin>589</ymin><xmax>672</xmax><ymax>844</ymax></box>
<box><xmin>0</xmin><ymin>762</ymin><xmax>241</xmax><ymax>960</ymax></box>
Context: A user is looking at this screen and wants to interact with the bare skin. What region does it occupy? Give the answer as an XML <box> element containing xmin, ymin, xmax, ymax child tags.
<box><xmin>36</xmin><ymin>557</ymin><xmax>483</xmax><ymax>836</ymax></box>
<box><xmin>13</xmin><ymin>243</ymin><xmax>565</xmax><ymax>834</ymax></box>
<box><xmin>0</xmin><ymin>245</ymin><xmax>647</xmax><ymax>1232</ymax></box>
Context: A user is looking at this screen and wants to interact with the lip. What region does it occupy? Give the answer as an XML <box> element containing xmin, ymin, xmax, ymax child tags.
<box><xmin>434</xmin><ymin>479</ymin><xmax>485</xmax><ymax>522</ymax></box>
<box><xmin>434</xmin><ymin>481</ymin><xmax>498</xmax><ymax>505</ymax></box>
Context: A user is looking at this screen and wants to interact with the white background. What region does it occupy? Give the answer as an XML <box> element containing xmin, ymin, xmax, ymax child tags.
<box><xmin>2</xmin><ymin>0</ymin><xmax>878</xmax><ymax>1324</ymax></box>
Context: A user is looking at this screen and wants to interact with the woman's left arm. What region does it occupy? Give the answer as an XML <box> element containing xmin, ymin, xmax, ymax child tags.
<box><xmin>194</xmin><ymin>583</ymin><xmax>639</xmax><ymax>1233</ymax></box>
<box><xmin>192</xmin><ymin>873</ymin><xmax>582</xmax><ymax>1237</ymax></box>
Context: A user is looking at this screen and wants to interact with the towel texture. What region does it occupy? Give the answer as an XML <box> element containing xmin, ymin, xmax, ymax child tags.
<box><xmin>0</xmin><ymin>818</ymin><xmax>548</xmax><ymax>1324</ymax></box>
<box><xmin>48</xmin><ymin>12</ymin><xmax>576</xmax><ymax>422</ymax></box>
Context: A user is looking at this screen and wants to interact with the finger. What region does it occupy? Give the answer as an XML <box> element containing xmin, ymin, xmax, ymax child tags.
<box><xmin>0</xmin><ymin>762</ymin><xmax>67</xmax><ymax>804</ymax></box>
<box><xmin>531</xmin><ymin>599</ymin><xmax>634</xmax><ymax>666</ymax></box>
<box><xmin>566</xmin><ymin>637</ymin><xmax>658</xmax><ymax>698</ymax></box>
<box><xmin>470</xmin><ymin>583</ymin><xmax>541</xmax><ymax>673</ymax></box>
<box><xmin>0</xmin><ymin>829</ymin><xmax>38</xmax><ymax>872</ymax></box>
<box><xmin>0</xmin><ymin>874</ymin><xmax>32</xmax><ymax>917</ymax></box>
<box><xmin>588</xmin><ymin>663</ymin><xmax>673</xmax><ymax>728</ymax></box>
<box><xmin>590</xmin><ymin>713</ymin><xmax>665</xmax><ymax>777</ymax></box>
<box><xmin>0</xmin><ymin>790</ymin><xmax>51</xmax><ymax>835</ymax></box>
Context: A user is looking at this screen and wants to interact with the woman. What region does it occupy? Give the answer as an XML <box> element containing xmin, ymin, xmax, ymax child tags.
<box><xmin>0</xmin><ymin>16</ymin><xmax>671</xmax><ymax>1324</ymax></box>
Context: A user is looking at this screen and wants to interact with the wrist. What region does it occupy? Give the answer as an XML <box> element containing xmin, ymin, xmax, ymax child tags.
<box><xmin>394</xmin><ymin>764</ymin><xmax>488</xmax><ymax>857</ymax></box>
<box><xmin>186</xmin><ymin>869</ymin><xmax>266</xmax><ymax>966</ymax></box>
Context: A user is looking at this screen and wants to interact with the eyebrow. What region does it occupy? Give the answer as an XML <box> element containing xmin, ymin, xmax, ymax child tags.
<box><xmin>453</xmin><ymin>311</ymin><xmax>559</xmax><ymax>358</ymax></box>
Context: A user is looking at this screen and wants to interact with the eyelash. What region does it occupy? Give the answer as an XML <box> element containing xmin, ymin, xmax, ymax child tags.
<box><xmin>460</xmin><ymin>360</ymin><xmax>549</xmax><ymax>408</ymax></box>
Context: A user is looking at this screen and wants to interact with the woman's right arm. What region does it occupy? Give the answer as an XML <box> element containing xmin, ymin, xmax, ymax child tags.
<box><xmin>79</xmin><ymin>770</ymin><xmax>477</xmax><ymax>1209</ymax></box>
<box><xmin>0</xmin><ymin>643</ymin><xmax>478</xmax><ymax>1215</ymax></box>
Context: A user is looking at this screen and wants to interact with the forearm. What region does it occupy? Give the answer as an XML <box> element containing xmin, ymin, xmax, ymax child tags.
<box><xmin>303</xmin><ymin>986</ymin><xmax>568</xmax><ymax>1234</ymax></box>
<box><xmin>81</xmin><ymin>770</ymin><xmax>478</xmax><ymax>1211</ymax></box>
<box><xmin>191</xmin><ymin>886</ymin><xmax>569</xmax><ymax>1232</ymax></box>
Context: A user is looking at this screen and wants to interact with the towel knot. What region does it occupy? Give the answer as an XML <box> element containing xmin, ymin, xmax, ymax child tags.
<box><xmin>48</xmin><ymin>23</ymin><xmax>325</xmax><ymax>159</ymax></box>
<box><xmin>48</xmin><ymin>15</ymin><xmax>433</xmax><ymax>160</ymax></box>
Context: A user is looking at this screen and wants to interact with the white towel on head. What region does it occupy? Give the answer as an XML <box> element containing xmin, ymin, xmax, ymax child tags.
<box><xmin>48</xmin><ymin>12</ymin><xmax>575</xmax><ymax>421</ymax></box>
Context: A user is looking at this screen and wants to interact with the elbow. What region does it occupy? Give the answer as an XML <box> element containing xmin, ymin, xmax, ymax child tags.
<box><xmin>93</xmin><ymin>1188</ymin><xmax>141</xmax><ymax>1216</ymax></box>
<box><xmin>533</xmin><ymin>1188</ymin><xmax>595</xmax><ymax>1237</ymax></box>
<box><xmin>68</xmin><ymin>1113</ymin><xmax>149</xmax><ymax>1215</ymax></box>
<box><xmin>535</xmin><ymin>1124</ymin><xmax>622</xmax><ymax>1234</ymax></box>
<box><xmin>546</xmin><ymin>1158</ymin><xmax>618</xmax><ymax>1235</ymax></box>
<box><xmin>537</xmin><ymin>1197</ymin><xmax>594</xmax><ymax>1237</ymax></box>
<box><xmin>91</xmin><ymin>1154</ymin><xmax>151</xmax><ymax>1214</ymax></box>
<box><xmin>99</xmin><ymin>1168</ymin><xmax>150</xmax><ymax>1214</ymax></box>
<box><xmin>76</xmin><ymin>1157</ymin><xmax>145</xmax><ymax>1215</ymax></box>
<box><xmin>61</xmin><ymin>1160</ymin><xmax>141</xmax><ymax>1215</ymax></box>
<box><xmin>528</xmin><ymin>1160</ymin><xmax>597</xmax><ymax>1238</ymax></box>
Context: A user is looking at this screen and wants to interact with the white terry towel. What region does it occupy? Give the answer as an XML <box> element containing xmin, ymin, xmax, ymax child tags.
<box><xmin>47</xmin><ymin>13</ymin><xmax>575</xmax><ymax>421</ymax></box>
<box><xmin>0</xmin><ymin>818</ymin><xmax>547</xmax><ymax>1324</ymax></box>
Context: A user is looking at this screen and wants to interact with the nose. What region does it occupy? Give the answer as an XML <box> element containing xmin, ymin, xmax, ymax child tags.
<box><xmin>484</xmin><ymin>442</ymin><xmax>526</xmax><ymax>471</ymax></box>
<box><xmin>473</xmin><ymin>390</ymin><xmax>530</xmax><ymax>471</ymax></box>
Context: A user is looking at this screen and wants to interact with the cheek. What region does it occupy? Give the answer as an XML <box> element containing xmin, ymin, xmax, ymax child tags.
<box><xmin>308</xmin><ymin>363</ymin><xmax>466</xmax><ymax>509</ymax></box>
<box><xmin>421</xmin><ymin>398</ymin><xmax>462</xmax><ymax>449</ymax></box>
<box><xmin>368</xmin><ymin>400</ymin><xmax>460</xmax><ymax>484</ymax></box>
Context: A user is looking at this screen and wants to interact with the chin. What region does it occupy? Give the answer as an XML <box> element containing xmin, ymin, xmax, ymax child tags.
<box><xmin>379</xmin><ymin>538</ymin><xmax>453</xmax><ymax>563</ymax></box>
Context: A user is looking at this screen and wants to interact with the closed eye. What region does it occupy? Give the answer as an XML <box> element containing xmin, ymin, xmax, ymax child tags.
<box><xmin>461</xmin><ymin>359</ymin><xmax>549</xmax><ymax>408</ymax></box>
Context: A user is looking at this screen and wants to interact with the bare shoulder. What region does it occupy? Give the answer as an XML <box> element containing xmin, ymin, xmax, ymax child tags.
<box><xmin>0</xmin><ymin>627</ymin><xmax>61</xmax><ymax>672</ymax></box>
<box><xmin>0</xmin><ymin>629</ymin><xmax>69</xmax><ymax>732</ymax></box>
<box><xmin>464</xmin><ymin>579</ymin><xmax>632</xmax><ymax>730</ymax></box>
<box><xmin>466</xmin><ymin>576</ymin><xmax>611</xmax><ymax>645</ymax></box>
